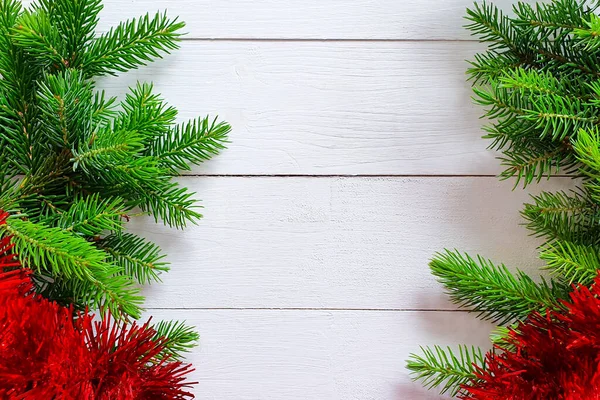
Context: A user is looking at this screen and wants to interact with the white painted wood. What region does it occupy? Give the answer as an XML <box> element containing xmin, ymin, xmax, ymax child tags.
<box><xmin>145</xmin><ymin>309</ymin><xmax>494</xmax><ymax>399</ymax></box>
<box><xmin>18</xmin><ymin>1</ymin><xmax>566</xmax><ymax>398</ymax></box>
<box><xmin>100</xmin><ymin>40</ymin><xmax>503</xmax><ymax>176</ymax></box>
<box><xmin>91</xmin><ymin>0</ymin><xmax>532</xmax><ymax>40</ymax></box>
<box><xmin>133</xmin><ymin>176</ymin><xmax>574</xmax><ymax>310</ymax></box>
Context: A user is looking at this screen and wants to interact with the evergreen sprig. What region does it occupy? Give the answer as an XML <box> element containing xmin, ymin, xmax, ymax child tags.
<box><xmin>0</xmin><ymin>0</ymin><xmax>229</xmax><ymax>356</ymax></box>
<box><xmin>522</xmin><ymin>189</ymin><xmax>600</xmax><ymax>244</ymax></box>
<box><xmin>540</xmin><ymin>240</ymin><xmax>600</xmax><ymax>285</ymax></box>
<box><xmin>153</xmin><ymin>319</ymin><xmax>200</xmax><ymax>361</ymax></box>
<box><xmin>410</xmin><ymin>0</ymin><xmax>600</xmax><ymax>396</ymax></box>
<box><xmin>407</xmin><ymin>345</ymin><xmax>484</xmax><ymax>397</ymax></box>
<box><xmin>431</xmin><ymin>250</ymin><xmax>567</xmax><ymax>325</ymax></box>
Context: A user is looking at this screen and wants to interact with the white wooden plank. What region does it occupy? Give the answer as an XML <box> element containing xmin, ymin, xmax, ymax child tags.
<box><xmin>145</xmin><ymin>309</ymin><xmax>494</xmax><ymax>400</ymax></box>
<box><xmin>132</xmin><ymin>176</ymin><xmax>574</xmax><ymax>310</ymax></box>
<box><xmin>100</xmin><ymin>40</ymin><xmax>502</xmax><ymax>176</ymax></box>
<box><xmin>90</xmin><ymin>0</ymin><xmax>532</xmax><ymax>40</ymax></box>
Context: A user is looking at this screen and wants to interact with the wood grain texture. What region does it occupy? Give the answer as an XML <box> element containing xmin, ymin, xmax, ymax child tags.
<box><xmin>145</xmin><ymin>309</ymin><xmax>494</xmax><ymax>400</ymax></box>
<box><xmin>132</xmin><ymin>176</ymin><xmax>574</xmax><ymax>310</ymax></box>
<box><xmin>89</xmin><ymin>0</ymin><xmax>532</xmax><ymax>40</ymax></box>
<box><xmin>14</xmin><ymin>1</ymin><xmax>564</xmax><ymax>398</ymax></box>
<box><xmin>99</xmin><ymin>40</ymin><xmax>504</xmax><ymax>176</ymax></box>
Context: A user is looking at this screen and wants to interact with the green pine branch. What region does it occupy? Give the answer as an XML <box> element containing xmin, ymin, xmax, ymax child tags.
<box><xmin>113</xmin><ymin>82</ymin><xmax>178</xmax><ymax>139</ymax></box>
<box><xmin>466</xmin><ymin>1</ymin><xmax>522</xmax><ymax>52</ymax></box>
<box><xmin>72</xmin><ymin>128</ymin><xmax>145</xmax><ymax>172</ymax></box>
<box><xmin>497</xmin><ymin>144</ymin><xmax>567</xmax><ymax>187</ymax></box>
<box><xmin>135</xmin><ymin>180</ymin><xmax>202</xmax><ymax>228</ymax></box>
<box><xmin>522</xmin><ymin>189</ymin><xmax>600</xmax><ymax>244</ymax></box>
<box><xmin>574</xmin><ymin>13</ymin><xmax>600</xmax><ymax>51</ymax></box>
<box><xmin>512</xmin><ymin>0</ymin><xmax>593</xmax><ymax>39</ymax></box>
<box><xmin>540</xmin><ymin>240</ymin><xmax>600</xmax><ymax>285</ymax></box>
<box><xmin>431</xmin><ymin>250</ymin><xmax>567</xmax><ymax>325</ymax></box>
<box><xmin>81</xmin><ymin>11</ymin><xmax>184</xmax><ymax>77</ymax></box>
<box><xmin>407</xmin><ymin>345</ymin><xmax>484</xmax><ymax>397</ymax></box>
<box><xmin>11</xmin><ymin>10</ymin><xmax>68</xmax><ymax>68</ymax></box>
<box><xmin>153</xmin><ymin>320</ymin><xmax>199</xmax><ymax>361</ymax></box>
<box><xmin>414</xmin><ymin>2</ymin><xmax>600</xmax><ymax>397</ymax></box>
<box><xmin>50</xmin><ymin>194</ymin><xmax>127</xmax><ymax>237</ymax></box>
<box><xmin>36</xmin><ymin>69</ymin><xmax>93</xmax><ymax>147</ymax></box>
<box><xmin>35</xmin><ymin>0</ymin><xmax>103</xmax><ymax>65</ymax></box>
<box><xmin>2</xmin><ymin>217</ymin><xmax>143</xmax><ymax>317</ymax></box>
<box><xmin>100</xmin><ymin>233</ymin><xmax>168</xmax><ymax>284</ymax></box>
<box><xmin>91</xmin><ymin>90</ymin><xmax>118</xmax><ymax>127</ymax></box>
<box><xmin>0</xmin><ymin>0</ymin><xmax>224</xmax><ymax>349</ymax></box>
<box><xmin>148</xmin><ymin>116</ymin><xmax>230</xmax><ymax>172</ymax></box>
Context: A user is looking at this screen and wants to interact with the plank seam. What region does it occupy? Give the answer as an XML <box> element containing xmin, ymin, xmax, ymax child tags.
<box><xmin>145</xmin><ymin>307</ymin><xmax>471</xmax><ymax>312</ymax></box>
<box><xmin>177</xmin><ymin>174</ymin><xmax>574</xmax><ymax>178</ymax></box>
<box><xmin>179</xmin><ymin>37</ymin><xmax>479</xmax><ymax>43</ymax></box>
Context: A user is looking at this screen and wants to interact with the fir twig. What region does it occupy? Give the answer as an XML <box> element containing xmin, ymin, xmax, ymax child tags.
<box><xmin>407</xmin><ymin>345</ymin><xmax>484</xmax><ymax>396</ymax></box>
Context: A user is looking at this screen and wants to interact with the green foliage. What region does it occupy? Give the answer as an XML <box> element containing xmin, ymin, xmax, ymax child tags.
<box><xmin>522</xmin><ymin>189</ymin><xmax>600</xmax><ymax>244</ymax></box>
<box><xmin>411</xmin><ymin>1</ymin><xmax>600</xmax><ymax>395</ymax></box>
<box><xmin>100</xmin><ymin>233</ymin><xmax>168</xmax><ymax>285</ymax></box>
<box><xmin>0</xmin><ymin>0</ymin><xmax>229</xmax><ymax>355</ymax></box>
<box><xmin>407</xmin><ymin>345</ymin><xmax>484</xmax><ymax>397</ymax></box>
<box><xmin>149</xmin><ymin>116</ymin><xmax>230</xmax><ymax>172</ymax></box>
<box><xmin>540</xmin><ymin>240</ymin><xmax>600</xmax><ymax>285</ymax></box>
<box><xmin>153</xmin><ymin>320</ymin><xmax>200</xmax><ymax>361</ymax></box>
<box><xmin>430</xmin><ymin>250</ymin><xmax>567</xmax><ymax>325</ymax></box>
<box><xmin>81</xmin><ymin>11</ymin><xmax>184</xmax><ymax>77</ymax></box>
<box><xmin>2</xmin><ymin>216</ymin><xmax>143</xmax><ymax>317</ymax></box>
<box><xmin>466</xmin><ymin>0</ymin><xmax>600</xmax><ymax>187</ymax></box>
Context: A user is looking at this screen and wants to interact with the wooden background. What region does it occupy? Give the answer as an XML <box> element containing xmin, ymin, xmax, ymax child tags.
<box><xmin>93</xmin><ymin>1</ymin><xmax>568</xmax><ymax>398</ymax></box>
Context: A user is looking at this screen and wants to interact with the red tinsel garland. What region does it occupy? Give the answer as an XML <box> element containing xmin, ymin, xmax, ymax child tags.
<box><xmin>0</xmin><ymin>211</ymin><xmax>195</xmax><ymax>399</ymax></box>
<box><xmin>462</xmin><ymin>276</ymin><xmax>600</xmax><ymax>400</ymax></box>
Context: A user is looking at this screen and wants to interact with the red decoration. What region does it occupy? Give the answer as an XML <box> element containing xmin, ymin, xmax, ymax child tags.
<box><xmin>0</xmin><ymin>211</ymin><xmax>195</xmax><ymax>399</ymax></box>
<box><xmin>462</xmin><ymin>277</ymin><xmax>600</xmax><ymax>400</ymax></box>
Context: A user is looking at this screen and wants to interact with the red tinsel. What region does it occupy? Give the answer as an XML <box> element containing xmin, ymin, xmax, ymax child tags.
<box><xmin>462</xmin><ymin>276</ymin><xmax>600</xmax><ymax>400</ymax></box>
<box><xmin>0</xmin><ymin>211</ymin><xmax>195</xmax><ymax>399</ymax></box>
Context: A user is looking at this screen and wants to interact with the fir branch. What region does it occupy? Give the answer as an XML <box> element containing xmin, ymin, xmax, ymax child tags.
<box><xmin>11</xmin><ymin>10</ymin><xmax>68</xmax><ymax>68</ymax></box>
<box><xmin>523</xmin><ymin>94</ymin><xmax>596</xmax><ymax>140</ymax></box>
<box><xmin>407</xmin><ymin>345</ymin><xmax>484</xmax><ymax>397</ymax></box>
<box><xmin>81</xmin><ymin>11</ymin><xmax>184</xmax><ymax>77</ymax></box>
<box><xmin>153</xmin><ymin>320</ymin><xmax>199</xmax><ymax>361</ymax></box>
<box><xmin>467</xmin><ymin>51</ymin><xmax>523</xmax><ymax>84</ymax></box>
<box><xmin>430</xmin><ymin>250</ymin><xmax>567</xmax><ymax>325</ymax></box>
<box><xmin>2</xmin><ymin>217</ymin><xmax>143</xmax><ymax>317</ymax></box>
<box><xmin>0</xmin><ymin>0</ymin><xmax>227</xmax><ymax>331</ymax></box>
<box><xmin>500</xmin><ymin>68</ymin><xmax>566</xmax><ymax>97</ymax></box>
<box><xmin>35</xmin><ymin>0</ymin><xmax>103</xmax><ymax>65</ymax></box>
<box><xmin>540</xmin><ymin>240</ymin><xmax>600</xmax><ymax>285</ymax></box>
<box><xmin>91</xmin><ymin>90</ymin><xmax>118</xmax><ymax>127</ymax></box>
<box><xmin>498</xmin><ymin>145</ymin><xmax>563</xmax><ymax>187</ymax></box>
<box><xmin>466</xmin><ymin>1</ymin><xmax>521</xmax><ymax>52</ymax></box>
<box><xmin>51</xmin><ymin>194</ymin><xmax>127</xmax><ymax>236</ymax></box>
<box><xmin>0</xmin><ymin>0</ymin><xmax>20</xmax><ymax>31</ymax></box>
<box><xmin>413</xmin><ymin>1</ymin><xmax>600</xmax><ymax>397</ymax></box>
<box><xmin>474</xmin><ymin>81</ymin><xmax>597</xmax><ymax>142</ymax></box>
<box><xmin>512</xmin><ymin>0</ymin><xmax>593</xmax><ymax>39</ymax></box>
<box><xmin>113</xmin><ymin>82</ymin><xmax>178</xmax><ymax>139</ymax></box>
<box><xmin>72</xmin><ymin>128</ymin><xmax>144</xmax><ymax>172</ymax></box>
<box><xmin>0</xmin><ymin>2</ymin><xmax>38</xmax><ymax>173</ymax></box>
<box><xmin>574</xmin><ymin>127</ymin><xmax>600</xmax><ymax>179</ymax></box>
<box><xmin>536</xmin><ymin>44</ymin><xmax>600</xmax><ymax>78</ymax></box>
<box><xmin>36</xmin><ymin>69</ymin><xmax>94</xmax><ymax>148</ymax></box>
<box><xmin>134</xmin><ymin>180</ymin><xmax>202</xmax><ymax>228</ymax></box>
<box><xmin>574</xmin><ymin>13</ymin><xmax>600</xmax><ymax>51</ymax></box>
<box><xmin>148</xmin><ymin>116</ymin><xmax>230</xmax><ymax>172</ymax></box>
<box><xmin>473</xmin><ymin>84</ymin><xmax>529</xmax><ymax>119</ymax></box>
<box><xmin>100</xmin><ymin>233</ymin><xmax>168</xmax><ymax>284</ymax></box>
<box><xmin>522</xmin><ymin>190</ymin><xmax>600</xmax><ymax>244</ymax></box>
